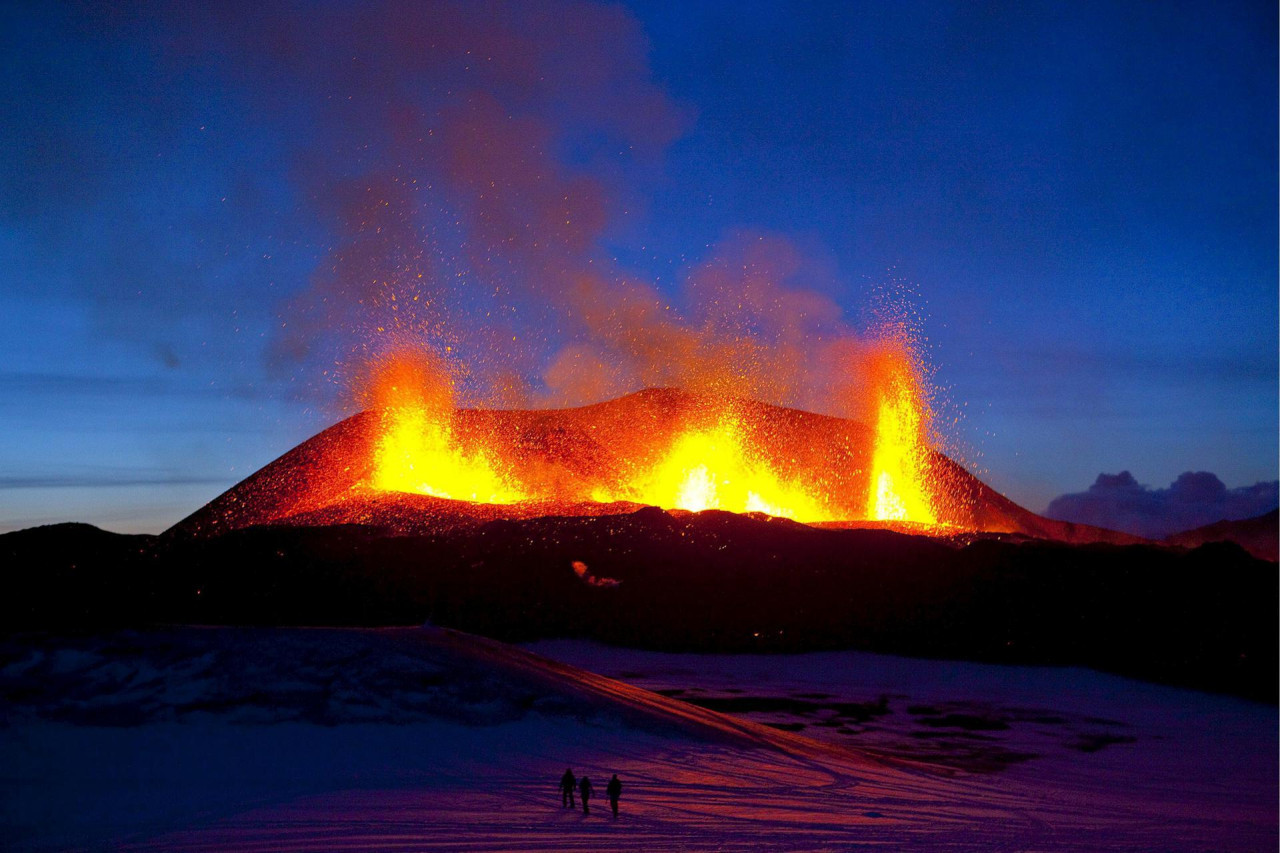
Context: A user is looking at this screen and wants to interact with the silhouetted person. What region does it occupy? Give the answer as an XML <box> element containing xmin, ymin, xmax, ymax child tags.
<box><xmin>605</xmin><ymin>773</ymin><xmax>621</xmax><ymax>818</ymax></box>
<box><xmin>578</xmin><ymin>775</ymin><xmax>593</xmax><ymax>815</ymax></box>
<box><xmin>559</xmin><ymin>768</ymin><xmax>576</xmax><ymax>808</ymax></box>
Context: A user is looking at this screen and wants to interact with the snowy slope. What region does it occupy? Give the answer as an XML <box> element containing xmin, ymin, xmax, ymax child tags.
<box><xmin>529</xmin><ymin>641</ymin><xmax>1279</xmax><ymax>836</ymax></box>
<box><xmin>2</xmin><ymin>627</ymin><xmax>1274</xmax><ymax>851</ymax></box>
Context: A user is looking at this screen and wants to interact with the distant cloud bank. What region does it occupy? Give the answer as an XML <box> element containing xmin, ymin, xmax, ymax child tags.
<box><xmin>1045</xmin><ymin>471</ymin><xmax>1279</xmax><ymax>540</ymax></box>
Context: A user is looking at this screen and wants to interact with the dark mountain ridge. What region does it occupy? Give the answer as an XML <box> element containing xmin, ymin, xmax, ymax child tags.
<box><xmin>3</xmin><ymin>512</ymin><xmax>1274</xmax><ymax>703</ymax></box>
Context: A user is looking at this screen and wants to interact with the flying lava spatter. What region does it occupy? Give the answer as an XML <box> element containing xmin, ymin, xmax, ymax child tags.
<box><xmin>865</xmin><ymin>340</ymin><xmax>938</xmax><ymax>524</ymax></box>
<box><xmin>363</xmin><ymin>330</ymin><xmax>942</xmax><ymax>528</ymax></box>
<box><xmin>369</xmin><ymin>355</ymin><xmax>527</xmax><ymax>504</ymax></box>
<box><xmin>594</xmin><ymin>415</ymin><xmax>837</xmax><ymax>522</ymax></box>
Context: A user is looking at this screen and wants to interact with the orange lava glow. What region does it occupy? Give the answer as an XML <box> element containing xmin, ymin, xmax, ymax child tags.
<box><xmin>595</xmin><ymin>416</ymin><xmax>837</xmax><ymax>522</ymax></box>
<box><xmin>363</xmin><ymin>338</ymin><xmax>944</xmax><ymax>528</ymax></box>
<box><xmin>865</xmin><ymin>343</ymin><xmax>937</xmax><ymax>524</ymax></box>
<box><xmin>373</xmin><ymin>406</ymin><xmax>528</xmax><ymax>503</ymax></box>
<box><xmin>368</xmin><ymin>356</ymin><xmax>527</xmax><ymax>504</ymax></box>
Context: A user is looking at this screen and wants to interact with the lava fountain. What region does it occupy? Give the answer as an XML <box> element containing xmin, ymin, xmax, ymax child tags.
<box><xmin>594</xmin><ymin>414</ymin><xmax>838</xmax><ymax>522</ymax></box>
<box><xmin>369</xmin><ymin>355</ymin><xmax>527</xmax><ymax>504</ymax></box>
<box><xmin>864</xmin><ymin>338</ymin><xmax>937</xmax><ymax>524</ymax></box>
<box><xmin>361</xmin><ymin>331</ymin><xmax>943</xmax><ymax>528</ymax></box>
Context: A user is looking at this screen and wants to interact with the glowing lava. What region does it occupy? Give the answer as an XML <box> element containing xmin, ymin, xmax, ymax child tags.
<box><xmin>600</xmin><ymin>416</ymin><xmax>837</xmax><ymax>522</ymax></box>
<box><xmin>363</xmin><ymin>340</ymin><xmax>945</xmax><ymax>527</ymax></box>
<box><xmin>865</xmin><ymin>343</ymin><xmax>937</xmax><ymax>524</ymax></box>
<box><xmin>368</xmin><ymin>355</ymin><xmax>527</xmax><ymax>504</ymax></box>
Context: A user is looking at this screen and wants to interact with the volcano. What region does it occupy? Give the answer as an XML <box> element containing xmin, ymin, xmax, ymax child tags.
<box><xmin>7</xmin><ymin>387</ymin><xmax>1272</xmax><ymax>700</ymax></box>
<box><xmin>171</xmin><ymin>388</ymin><xmax>1136</xmax><ymax>546</ymax></box>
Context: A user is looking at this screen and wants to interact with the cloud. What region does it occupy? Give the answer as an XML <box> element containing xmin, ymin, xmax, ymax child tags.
<box><xmin>0</xmin><ymin>473</ymin><xmax>230</xmax><ymax>490</ymax></box>
<box><xmin>146</xmin><ymin>1</ymin><xmax>902</xmax><ymax>415</ymax></box>
<box><xmin>3</xmin><ymin>0</ymin><xmax>693</xmax><ymax>399</ymax></box>
<box><xmin>169</xmin><ymin>0</ymin><xmax>696</xmax><ymax>398</ymax></box>
<box><xmin>1044</xmin><ymin>471</ymin><xmax>1279</xmax><ymax>539</ymax></box>
<box><xmin>0</xmin><ymin>371</ymin><xmax>271</xmax><ymax>403</ymax></box>
<box><xmin>3</xmin><ymin>1</ymin><xmax>933</xmax><ymax>423</ymax></box>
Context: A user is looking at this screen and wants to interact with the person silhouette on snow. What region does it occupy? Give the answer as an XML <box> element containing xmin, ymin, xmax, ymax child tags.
<box><xmin>606</xmin><ymin>773</ymin><xmax>622</xmax><ymax>818</ymax></box>
<box><xmin>559</xmin><ymin>768</ymin><xmax>576</xmax><ymax>808</ymax></box>
<box><xmin>578</xmin><ymin>775</ymin><xmax>593</xmax><ymax>814</ymax></box>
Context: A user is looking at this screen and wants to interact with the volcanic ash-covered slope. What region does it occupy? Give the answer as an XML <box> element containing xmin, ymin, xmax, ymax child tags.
<box><xmin>1163</xmin><ymin>508</ymin><xmax>1278</xmax><ymax>562</ymax></box>
<box><xmin>170</xmin><ymin>387</ymin><xmax>1137</xmax><ymax>545</ymax></box>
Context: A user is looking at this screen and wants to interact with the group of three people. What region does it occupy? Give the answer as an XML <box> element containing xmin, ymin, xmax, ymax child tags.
<box><xmin>560</xmin><ymin>768</ymin><xmax>622</xmax><ymax>817</ymax></box>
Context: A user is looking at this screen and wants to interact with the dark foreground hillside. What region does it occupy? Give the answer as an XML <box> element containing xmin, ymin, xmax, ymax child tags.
<box><xmin>1164</xmin><ymin>508</ymin><xmax>1279</xmax><ymax>562</ymax></box>
<box><xmin>2</xmin><ymin>511</ymin><xmax>1275</xmax><ymax>701</ymax></box>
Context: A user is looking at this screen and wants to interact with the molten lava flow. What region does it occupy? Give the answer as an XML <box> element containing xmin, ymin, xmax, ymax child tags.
<box><xmin>368</xmin><ymin>355</ymin><xmax>527</xmax><ymax>504</ymax></box>
<box><xmin>360</xmin><ymin>340</ymin><xmax>946</xmax><ymax>525</ymax></box>
<box><xmin>602</xmin><ymin>415</ymin><xmax>836</xmax><ymax>522</ymax></box>
<box><xmin>865</xmin><ymin>343</ymin><xmax>937</xmax><ymax>524</ymax></box>
<box><xmin>373</xmin><ymin>407</ymin><xmax>528</xmax><ymax>503</ymax></box>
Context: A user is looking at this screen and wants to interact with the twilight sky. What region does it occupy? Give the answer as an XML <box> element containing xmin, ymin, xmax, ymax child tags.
<box><xmin>1</xmin><ymin>0</ymin><xmax>1276</xmax><ymax>533</ymax></box>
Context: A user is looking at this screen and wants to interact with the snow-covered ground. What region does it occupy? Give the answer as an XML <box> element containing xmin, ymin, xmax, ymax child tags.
<box><xmin>526</xmin><ymin>639</ymin><xmax>1278</xmax><ymax>775</ymax></box>
<box><xmin>1</xmin><ymin>627</ymin><xmax>1275</xmax><ymax>851</ymax></box>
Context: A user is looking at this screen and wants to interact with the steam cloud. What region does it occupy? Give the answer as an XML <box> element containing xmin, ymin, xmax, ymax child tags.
<box><xmin>162</xmin><ymin>0</ymin><xmax>911</xmax><ymax>416</ymax></box>
<box><xmin>3</xmin><ymin>0</ymin><xmax>928</xmax><ymax>423</ymax></box>
<box><xmin>1044</xmin><ymin>471</ymin><xmax>1279</xmax><ymax>539</ymax></box>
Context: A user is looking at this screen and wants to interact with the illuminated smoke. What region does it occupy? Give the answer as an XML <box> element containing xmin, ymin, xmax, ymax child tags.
<box><xmin>164</xmin><ymin>1</ymin><xmax>915</xmax><ymax>418</ymax></box>
<box><xmin>158</xmin><ymin>1</ymin><xmax>953</xmax><ymax>525</ymax></box>
<box><xmin>571</xmin><ymin>560</ymin><xmax>621</xmax><ymax>588</ymax></box>
<box><xmin>366</xmin><ymin>350</ymin><xmax>527</xmax><ymax>504</ymax></box>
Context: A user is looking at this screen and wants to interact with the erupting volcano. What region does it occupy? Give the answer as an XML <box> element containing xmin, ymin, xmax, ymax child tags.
<box><xmin>371</xmin><ymin>357</ymin><xmax>528</xmax><ymax>505</ymax></box>
<box><xmin>173</xmin><ymin>339</ymin><xmax>1136</xmax><ymax>547</ymax></box>
<box><xmin>592</xmin><ymin>415</ymin><xmax>839</xmax><ymax>521</ymax></box>
<box><xmin>333</xmin><ymin>326</ymin><xmax>947</xmax><ymax>527</ymax></box>
<box><xmin>358</xmin><ymin>338</ymin><xmax>939</xmax><ymax>525</ymax></box>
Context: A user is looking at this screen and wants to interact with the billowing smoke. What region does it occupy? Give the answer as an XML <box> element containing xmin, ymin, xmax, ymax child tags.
<box><xmin>153</xmin><ymin>0</ymin><xmax>913</xmax><ymax>416</ymax></box>
<box><xmin>1045</xmin><ymin>471</ymin><xmax>1279</xmax><ymax>539</ymax></box>
<box><xmin>5</xmin><ymin>1</ymin><xmax>926</xmax><ymax>421</ymax></box>
<box><xmin>158</xmin><ymin>0</ymin><xmax>687</xmax><ymax>400</ymax></box>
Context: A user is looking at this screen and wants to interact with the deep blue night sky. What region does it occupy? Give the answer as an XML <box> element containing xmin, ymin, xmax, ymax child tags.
<box><xmin>2</xmin><ymin>0</ymin><xmax>1275</xmax><ymax>533</ymax></box>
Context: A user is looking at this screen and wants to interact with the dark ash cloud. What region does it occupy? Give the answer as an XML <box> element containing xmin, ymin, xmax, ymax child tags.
<box><xmin>1045</xmin><ymin>471</ymin><xmax>1279</xmax><ymax>539</ymax></box>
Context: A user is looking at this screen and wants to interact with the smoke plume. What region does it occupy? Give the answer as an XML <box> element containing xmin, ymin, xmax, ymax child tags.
<box><xmin>5</xmin><ymin>1</ymin><xmax>925</xmax><ymax>420</ymax></box>
<box><xmin>156</xmin><ymin>0</ymin><xmax>913</xmax><ymax>415</ymax></box>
